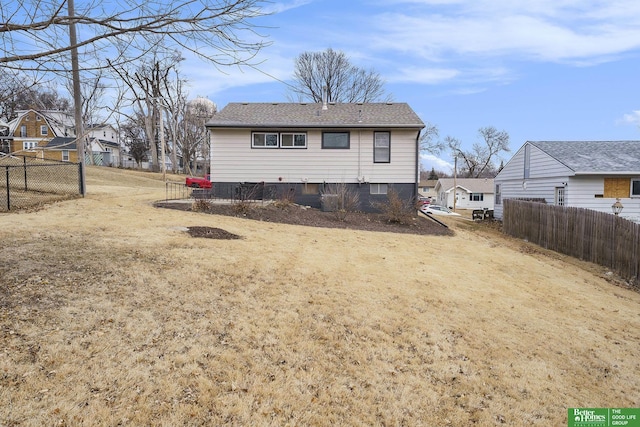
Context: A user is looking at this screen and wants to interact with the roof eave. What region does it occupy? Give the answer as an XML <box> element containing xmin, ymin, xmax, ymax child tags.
<box><xmin>574</xmin><ymin>171</ymin><xmax>640</xmax><ymax>176</ymax></box>
<box><xmin>206</xmin><ymin>123</ymin><xmax>424</xmax><ymax>129</ymax></box>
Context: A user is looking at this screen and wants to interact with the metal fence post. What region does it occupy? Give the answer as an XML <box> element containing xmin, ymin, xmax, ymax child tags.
<box><xmin>78</xmin><ymin>161</ymin><xmax>85</xmax><ymax>196</ymax></box>
<box><xmin>5</xmin><ymin>166</ymin><xmax>9</xmax><ymax>210</ymax></box>
<box><xmin>23</xmin><ymin>156</ymin><xmax>27</xmax><ymax>191</ymax></box>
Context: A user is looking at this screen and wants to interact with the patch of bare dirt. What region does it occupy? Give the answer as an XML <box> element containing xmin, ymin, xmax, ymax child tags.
<box><xmin>186</xmin><ymin>226</ymin><xmax>242</xmax><ymax>240</ymax></box>
<box><xmin>156</xmin><ymin>201</ymin><xmax>454</xmax><ymax>236</ymax></box>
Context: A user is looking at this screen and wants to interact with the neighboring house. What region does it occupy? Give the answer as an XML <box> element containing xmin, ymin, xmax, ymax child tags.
<box><xmin>493</xmin><ymin>140</ymin><xmax>640</xmax><ymax>222</ymax></box>
<box><xmin>434</xmin><ymin>178</ymin><xmax>495</xmax><ymax>210</ymax></box>
<box><xmin>44</xmin><ymin>137</ymin><xmax>79</xmax><ymax>162</ymax></box>
<box><xmin>6</xmin><ymin>109</ymin><xmax>73</xmax><ymax>156</ymax></box>
<box><xmin>87</xmin><ymin>124</ymin><xmax>121</xmax><ymax>166</ymax></box>
<box><xmin>418</xmin><ymin>179</ymin><xmax>438</xmax><ymax>199</ymax></box>
<box><xmin>0</xmin><ymin>119</ymin><xmax>9</xmax><ymax>153</ymax></box>
<box><xmin>45</xmin><ymin>136</ymin><xmax>116</xmax><ymax>164</ymax></box>
<box><xmin>205</xmin><ymin>102</ymin><xmax>425</xmax><ymax>210</ymax></box>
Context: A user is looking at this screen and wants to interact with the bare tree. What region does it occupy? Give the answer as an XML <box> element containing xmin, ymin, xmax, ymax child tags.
<box><xmin>112</xmin><ymin>54</ymin><xmax>182</xmax><ymax>171</ymax></box>
<box><xmin>121</xmin><ymin>119</ymin><xmax>149</xmax><ymax>168</ymax></box>
<box><xmin>446</xmin><ymin>127</ymin><xmax>510</xmax><ymax>178</ymax></box>
<box><xmin>182</xmin><ymin>97</ymin><xmax>217</xmax><ymax>175</ymax></box>
<box><xmin>0</xmin><ymin>0</ymin><xmax>269</xmax><ymax>71</ymax></box>
<box><xmin>1</xmin><ymin>0</ymin><xmax>269</xmax><ymax>190</ymax></box>
<box><xmin>0</xmin><ymin>69</ymin><xmax>71</xmax><ymax>120</ymax></box>
<box><xmin>289</xmin><ymin>48</ymin><xmax>390</xmax><ymax>103</ymax></box>
<box><xmin>419</xmin><ymin>122</ymin><xmax>444</xmax><ymax>154</ymax></box>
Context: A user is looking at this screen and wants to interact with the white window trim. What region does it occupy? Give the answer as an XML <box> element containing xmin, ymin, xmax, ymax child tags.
<box><xmin>370</xmin><ymin>183</ymin><xmax>388</xmax><ymax>195</ymax></box>
<box><xmin>280</xmin><ymin>132</ymin><xmax>307</xmax><ymax>148</ymax></box>
<box><xmin>40</xmin><ymin>125</ymin><xmax>48</xmax><ymax>136</ymax></box>
<box><xmin>252</xmin><ymin>132</ymin><xmax>279</xmax><ymax>148</ymax></box>
<box><xmin>62</xmin><ymin>150</ymin><xmax>70</xmax><ymax>161</ymax></box>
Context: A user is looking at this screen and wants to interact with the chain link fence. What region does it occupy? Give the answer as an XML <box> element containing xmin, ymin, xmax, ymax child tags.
<box><xmin>0</xmin><ymin>155</ymin><xmax>82</xmax><ymax>211</ymax></box>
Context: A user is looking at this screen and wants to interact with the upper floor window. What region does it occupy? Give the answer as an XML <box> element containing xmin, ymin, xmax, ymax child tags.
<box><xmin>62</xmin><ymin>150</ymin><xmax>70</xmax><ymax>161</ymax></box>
<box><xmin>20</xmin><ymin>125</ymin><xmax>27</xmax><ymax>137</ymax></box>
<box><xmin>280</xmin><ymin>133</ymin><xmax>307</xmax><ymax>148</ymax></box>
<box><xmin>322</xmin><ymin>132</ymin><xmax>349</xmax><ymax>149</ymax></box>
<box><xmin>40</xmin><ymin>125</ymin><xmax>48</xmax><ymax>136</ymax></box>
<box><xmin>252</xmin><ymin>132</ymin><xmax>278</xmax><ymax>148</ymax></box>
<box><xmin>23</xmin><ymin>141</ymin><xmax>37</xmax><ymax>150</ymax></box>
<box><xmin>524</xmin><ymin>144</ymin><xmax>530</xmax><ymax>179</ymax></box>
<box><xmin>374</xmin><ymin>131</ymin><xmax>390</xmax><ymax>163</ymax></box>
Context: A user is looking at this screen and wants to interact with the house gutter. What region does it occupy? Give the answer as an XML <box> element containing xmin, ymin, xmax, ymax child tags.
<box><xmin>414</xmin><ymin>130</ymin><xmax>421</xmax><ymax>199</ymax></box>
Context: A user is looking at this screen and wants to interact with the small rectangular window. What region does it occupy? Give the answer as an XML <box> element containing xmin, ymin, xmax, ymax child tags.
<box><xmin>370</xmin><ymin>183</ymin><xmax>388</xmax><ymax>195</ymax></box>
<box><xmin>322</xmin><ymin>132</ymin><xmax>349</xmax><ymax>149</ymax></box>
<box><xmin>374</xmin><ymin>131</ymin><xmax>390</xmax><ymax>163</ymax></box>
<box><xmin>252</xmin><ymin>132</ymin><xmax>278</xmax><ymax>148</ymax></box>
<box><xmin>495</xmin><ymin>184</ymin><xmax>501</xmax><ymax>205</ymax></box>
<box><xmin>40</xmin><ymin>125</ymin><xmax>48</xmax><ymax>136</ymax></box>
<box><xmin>20</xmin><ymin>125</ymin><xmax>27</xmax><ymax>137</ymax></box>
<box><xmin>555</xmin><ymin>187</ymin><xmax>565</xmax><ymax>206</ymax></box>
<box><xmin>470</xmin><ymin>193</ymin><xmax>484</xmax><ymax>201</ymax></box>
<box><xmin>631</xmin><ymin>179</ymin><xmax>640</xmax><ymax>197</ymax></box>
<box><xmin>281</xmin><ymin>133</ymin><xmax>307</xmax><ymax>148</ymax></box>
<box><xmin>524</xmin><ymin>144</ymin><xmax>530</xmax><ymax>179</ymax></box>
<box><xmin>62</xmin><ymin>150</ymin><xmax>69</xmax><ymax>161</ymax></box>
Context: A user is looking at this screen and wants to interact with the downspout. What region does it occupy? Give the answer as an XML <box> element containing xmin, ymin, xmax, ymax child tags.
<box><xmin>358</xmin><ymin>130</ymin><xmax>362</xmax><ymax>182</ymax></box>
<box><xmin>414</xmin><ymin>130</ymin><xmax>420</xmax><ymax>199</ymax></box>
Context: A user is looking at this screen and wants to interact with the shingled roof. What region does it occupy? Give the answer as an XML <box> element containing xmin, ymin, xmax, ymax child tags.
<box><xmin>205</xmin><ymin>102</ymin><xmax>425</xmax><ymax>129</ymax></box>
<box><xmin>529</xmin><ymin>141</ymin><xmax>640</xmax><ymax>174</ymax></box>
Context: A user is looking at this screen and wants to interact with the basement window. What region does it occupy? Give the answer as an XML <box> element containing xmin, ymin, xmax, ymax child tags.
<box><xmin>370</xmin><ymin>183</ymin><xmax>388</xmax><ymax>195</ymax></box>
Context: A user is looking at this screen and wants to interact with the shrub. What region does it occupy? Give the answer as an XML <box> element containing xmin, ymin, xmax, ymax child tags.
<box><xmin>374</xmin><ymin>189</ymin><xmax>414</xmax><ymax>224</ymax></box>
<box><xmin>321</xmin><ymin>183</ymin><xmax>360</xmax><ymax>221</ymax></box>
<box><xmin>191</xmin><ymin>199</ymin><xmax>212</xmax><ymax>212</ymax></box>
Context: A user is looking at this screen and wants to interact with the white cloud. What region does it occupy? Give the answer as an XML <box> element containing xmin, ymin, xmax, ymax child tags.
<box><xmin>389</xmin><ymin>67</ymin><xmax>460</xmax><ymax>84</ymax></box>
<box><xmin>421</xmin><ymin>154</ymin><xmax>454</xmax><ymax>173</ymax></box>
<box><xmin>369</xmin><ymin>2</ymin><xmax>640</xmax><ymax>64</ymax></box>
<box><xmin>265</xmin><ymin>0</ymin><xmax>314</xmax><ymax>14</ymax></box>
<box><xmin>618</xmin><ymin>111</ymin><xmax>640</xmax><ymax>125</ymax></box>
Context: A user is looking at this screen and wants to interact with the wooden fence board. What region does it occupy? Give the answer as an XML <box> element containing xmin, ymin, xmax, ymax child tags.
<box><xmin>503</xmin><ymin>199</ymin><xmax>640</xmax><ymax>284</ymax></box>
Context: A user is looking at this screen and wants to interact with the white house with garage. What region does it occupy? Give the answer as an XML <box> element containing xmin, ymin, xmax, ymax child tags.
<box><xmin>434</xmin><ymin>178</ymin><xmax>495</xmax><ymax>210</ymax></box>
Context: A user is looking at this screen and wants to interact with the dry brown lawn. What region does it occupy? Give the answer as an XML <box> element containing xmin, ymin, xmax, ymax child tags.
<box><xmin>1</xmin><ymin>167</ymin><xmax>639</xmax><ymax>426</ymax></box>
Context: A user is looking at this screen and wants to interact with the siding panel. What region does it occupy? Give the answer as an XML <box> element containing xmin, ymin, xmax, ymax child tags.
<box><xmin>210</xmin><ymin>129</ymin><xmax>418</xmax><ymax>184</ymax></box>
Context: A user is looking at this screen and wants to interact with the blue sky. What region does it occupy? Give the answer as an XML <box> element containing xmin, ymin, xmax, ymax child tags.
<box><xmin>182</xmin><ymin>0</ymin><xmax>640</xmax><ymax>173</ymax></box>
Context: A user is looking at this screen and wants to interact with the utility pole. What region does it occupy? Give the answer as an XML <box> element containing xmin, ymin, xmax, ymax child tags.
<box><xmin>68</xmin><ymin>0</ymin><xmax>85</xmax><ymax>195</ymax></box>
<box><xmin>453</xmin><ymin>154</ymin><xmax>457</xmax><ymax>211</ymax></box>
<box><xmin>157</xmin><ymin>98</ymin><xmax>166</xmax><ymax>181</ymax></box>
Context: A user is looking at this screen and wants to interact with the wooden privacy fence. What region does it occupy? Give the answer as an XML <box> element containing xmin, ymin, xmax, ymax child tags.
<box><xmin>503</xmin><ymin>199</ymin><xmax>640</xmax><ymax>284</ymax></box>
